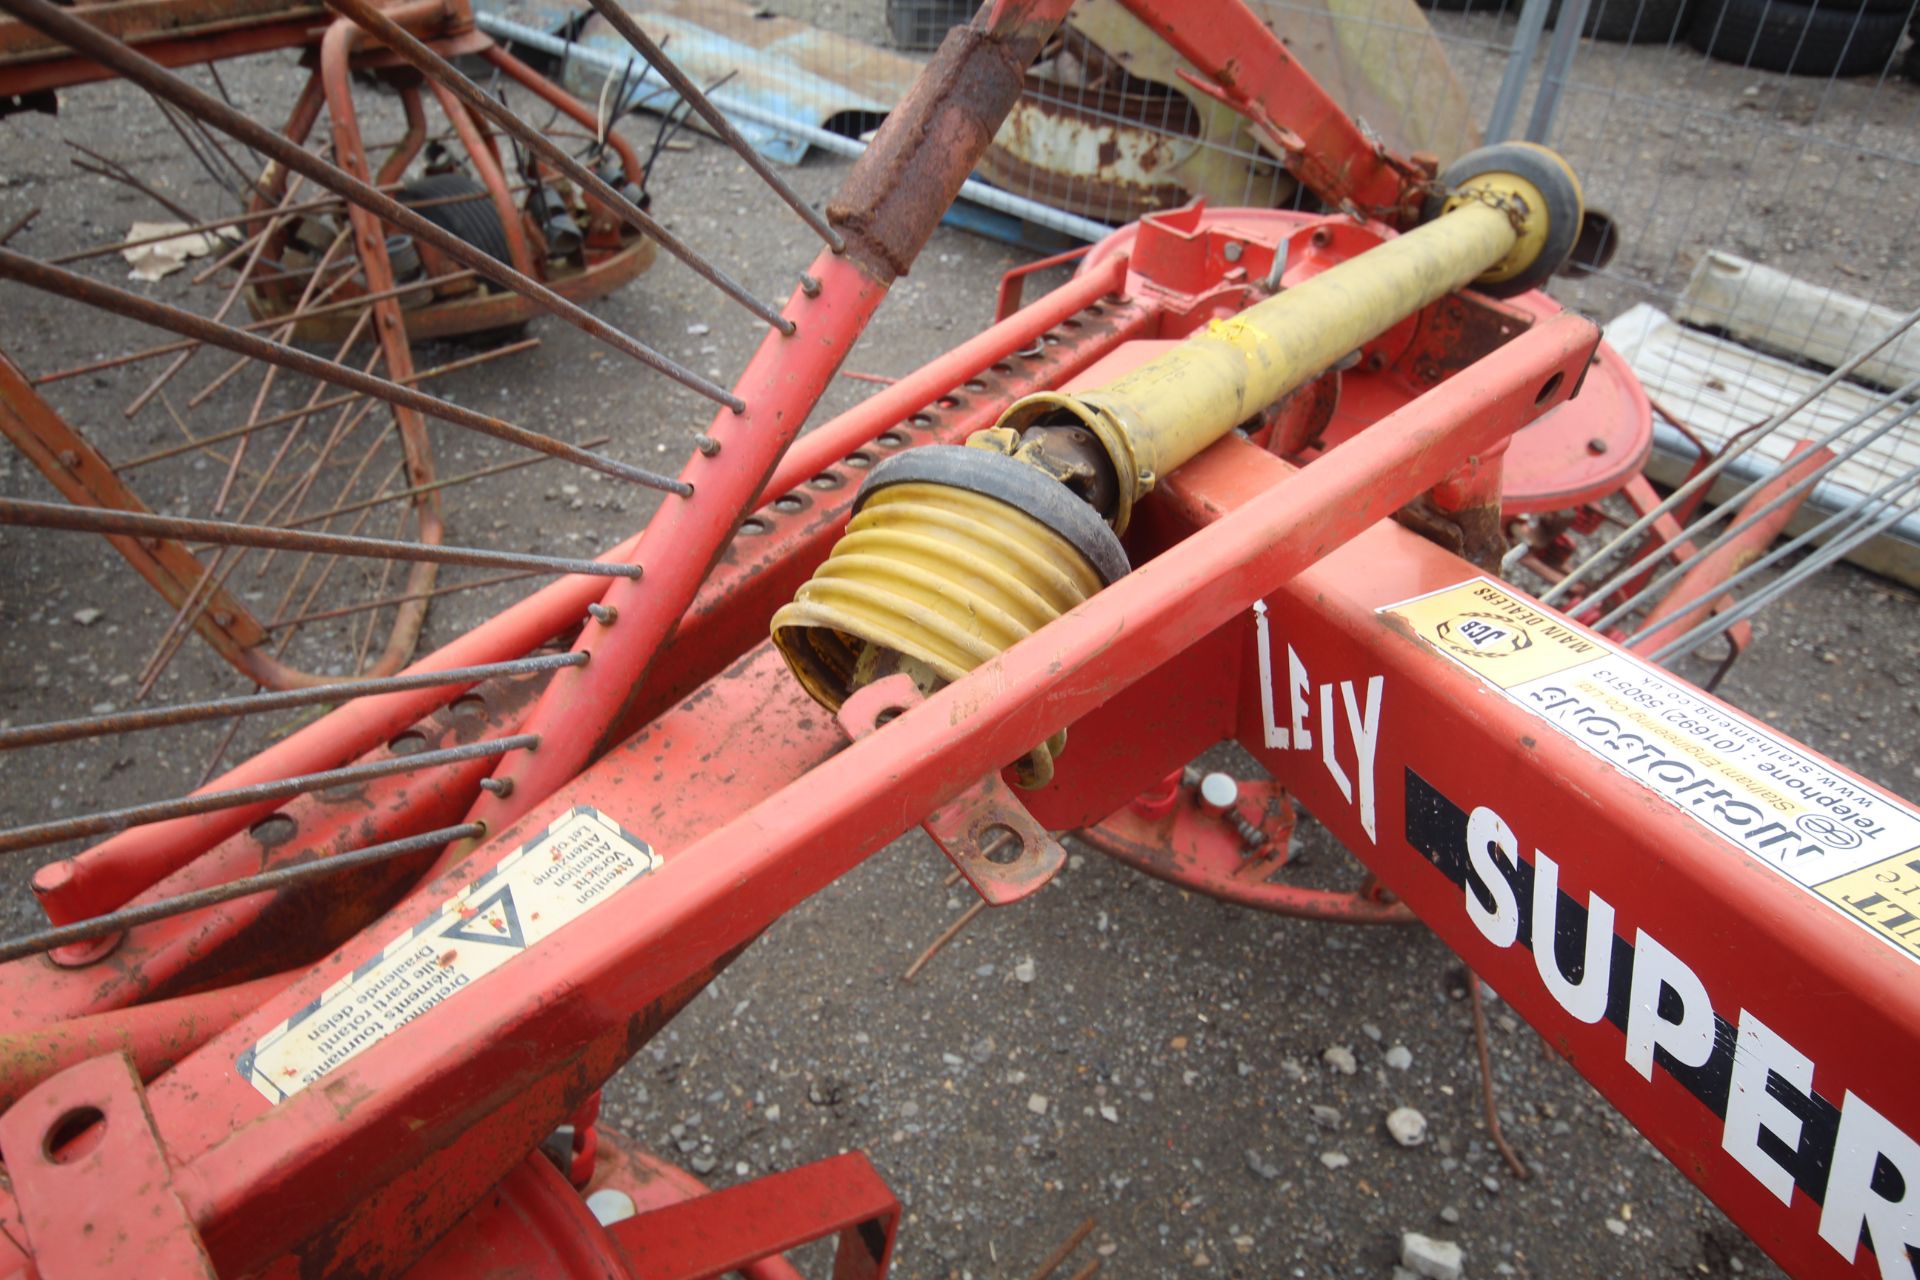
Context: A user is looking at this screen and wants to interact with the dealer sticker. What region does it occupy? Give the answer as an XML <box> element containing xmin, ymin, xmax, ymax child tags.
<box><xmin>1382</xmin><ymin>577</ymin><xmax>1920</xmax><ymax>963</ymax></box>
<box><xmin>238</xmin><ymin>805</ymin><xmax>658</xmax><ymax>1103</ymax></box>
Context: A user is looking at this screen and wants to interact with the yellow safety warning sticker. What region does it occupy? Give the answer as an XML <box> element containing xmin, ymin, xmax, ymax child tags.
<box><xmin>1382</xmin><ymin>577</ymin><xmax>1920</xmax><ymax>963</ymax></box>
<box><xmin>238</xmin><ymin>806</ymin><xmax>659</xmax><ymax>1103</ymax></box>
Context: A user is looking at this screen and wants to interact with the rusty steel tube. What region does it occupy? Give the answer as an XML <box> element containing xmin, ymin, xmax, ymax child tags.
<box><xmin>0</xmin><ymin>248</ymin><xmax>687</xmax><ymax>493</ymax></box>
<box><xmin>0</xmin><ymin>498</ymin><xmax>645</xmax><ymax>579</ymax></box>
<box><xmin>0</xmin><ymin>739</ymin><xmax>532</xmax><ymax>856</ymax></box>
<box><xmin>0</xmin><ymin>824</ymin><xmax>485</xmax><ymax>963</ymax></box>
<box><xmin>0</xmin><ymin>0</ymin><xmax>745</xmax><ymax>412</ymax></box>
<box><xmin>0</xmin><ymin>653</ymin><xmax>587</xmax><ymax>750</ymax></box>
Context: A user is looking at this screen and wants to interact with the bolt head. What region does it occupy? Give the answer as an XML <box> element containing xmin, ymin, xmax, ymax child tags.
<box><xmin>1198</xmin><ymin>772</ymin><xmax>1239</xmax><ymax>813</ymax></box>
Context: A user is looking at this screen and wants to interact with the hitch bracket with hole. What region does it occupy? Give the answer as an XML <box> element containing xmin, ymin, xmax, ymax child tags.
<box><xmin>835</xmin><ymin>675</ymin><xmax>1067</xmax><ymax>905</ymax></box>
<box><xmin>0</xmin><ymin>1053</ymin><xmax>215</xmax><ymax>1277</ymax></box>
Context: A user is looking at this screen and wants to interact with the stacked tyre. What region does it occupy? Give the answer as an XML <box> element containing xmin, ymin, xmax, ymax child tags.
<box><xmin>1686</xmin><ymin>0</ymin><xmax>1913</xmax><ymax>75</ymax></box>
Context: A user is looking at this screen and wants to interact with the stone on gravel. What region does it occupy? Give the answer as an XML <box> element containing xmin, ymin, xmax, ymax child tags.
<box><xmin>1026</xmin><ymin>1093</ymin><xmax>1049</xmax><ymax>1115</ymax></box>
<box><xmin>1245</xmin><ymin>1149</ymin><xmax>1281</xmax><ymax>1180</ymax></box>
<box><xmin>1400</xmin><ymin>1231</ymin><xmax>1464</xmax><ymax>1280</ymax></box>
<box><xmin>1385</xmin><ymin>1044</ymin><xmax>1413</xmax><ymax>1070</ymax></box>
<box><xmin>1310</xmin><ymin>1104</ymin><xmax>1344</xmax><ymax>1129</ymax></box>
<box><xmin>1318</xmin><ymin>1151</ymin><xmax>1350</xmax><ymax>1170</ymax></box>
<box><xmin>1386</xmin><ymin>1106</ymin><xmax>1428</xmax><ymax>1147</ymax></box>
<box><xmin>1322</xmin><ymin>1045</ymin><xmax>1358</xmax><ymax>1075</ymax></box>
<box><xmin>71</xmin><ymin>608</ymin><xmax>102</xmax><ymax>626</ymax></box>
<box><xmin>1013</xmin><ymin>957</ymin><xmax>1036</xmax><ymax>984</ymax></box>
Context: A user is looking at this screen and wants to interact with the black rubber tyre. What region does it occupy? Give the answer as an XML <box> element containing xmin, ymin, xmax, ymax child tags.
<box><xmin>1686</xmin><ymin>0</ymin><xmax>1907</xmax><ymax>74</ymax></box>
<box><xmin>398</xmin><ymin>172</ymin><xmax>514</xmax><ymax>267</ymax></box>
<box><xmin>1547</xmin><ymin>0</ymin><xmax>1693</xmax><ymax>42</ymax></box>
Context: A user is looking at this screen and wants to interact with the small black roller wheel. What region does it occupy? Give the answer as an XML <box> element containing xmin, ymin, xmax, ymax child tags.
<box><xmin>398</xmin><ymin>172</ymin><xmax>526</xmax><ymax>343</ymax></box>
<box><xmin>1686</xmin><ymin>0</ymin><xmax>1908</xmax><ymax>75</ymax></box>
<box><xmin>398</xmin><ymin>172</ymin><xmax>515</xmax><ymax>266</ymax></box>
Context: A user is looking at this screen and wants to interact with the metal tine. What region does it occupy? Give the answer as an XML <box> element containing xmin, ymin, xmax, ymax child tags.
<box><xmin>1643</xmin><ymin>462</ymin><xmax>1920</xmax><ymax>664</ymax></box>
<box><xmin>1582</xmin><ymin>371</ymin><xmax>1920</xmax><ymax>629</ymax></box>
<box><xmin>133</xmin><ymin>315</ymin><xmax>383</xmax><ymax>697</ymax></box>
<box><xmin>0</xmin><ymin>249</ymin><xmax>689</xmax><ymax>493</ymax></box>
<box><xmin>326</xmin><ymin>0</ymin><xmax>794</xmax><ymax>336</ymax></box>
<box><xmin>0</xmin><ymin>823</ymin><xmax>486</xmax><ymax>964</ymax></box>
<box><xmin>1542</xmin><ymin>300</ymin><xmax>1920</xmax><ymax>606</ymax></box>
<box><xmin>0</xmin><ymin>498</ymin><xmax>647</xmax><ymax>579</ymax></box>
<box><xmin>580</xmin><ymin>0</ymin><xmax>845</xmax><ymax>254</ymax></box>
<box><xmin>124</xmin><ymin>178</ymin><xmax>316</xmax><ymax>420</ymax></box>
<box><xmin>121</xmin><ymin>339</ymin><xmax>538</xmax><ymax>471</ymax></box>
<box><xmin>0</xmin><ymin>206</ymin><xmax>37</xmax><ymax>245</ymax></box>
<box><xmin>269</xmin><ymin>569</ymin><xmax>541</xmax><ymax>631</ymax></box>
<box><xmin>0</xmin><ymin>736</ymin><xmax>534</xmax><ymax>856</ymax></box>
<box><xmin>35</xmin><ymin>266</ymin><xmax>476</xmax><ymax>387</ymax></box>
<box><xmin>0</xmin><ymin>0</ymin><xmax>745</xmax><ymax>414</ymax></box>
<box><xmin>0</xmin><ymin>653</ymin><xmax>588</xmax><ymax>750</ymax></box>
<box><xmin>44</xmin><ymin>185</ymin><xmax>499</xmax><ymax>270</ymax></box>
<box><xmin>287</xmin><ymin>434</ymin><xmax>614</xmax><ymax>528</ymax></box>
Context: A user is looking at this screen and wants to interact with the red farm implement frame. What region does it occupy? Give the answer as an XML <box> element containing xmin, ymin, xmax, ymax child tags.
<box><xmin>0</xmin><ymin>0</ymin><xmax>1914</xmax><ymax>1277</ymax></box>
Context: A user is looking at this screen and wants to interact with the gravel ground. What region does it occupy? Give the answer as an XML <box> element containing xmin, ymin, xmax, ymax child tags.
<box><xmin>1</xmin><ymin>8</ymin><xmax>1918</xmax><ymax>1279</ymax></box>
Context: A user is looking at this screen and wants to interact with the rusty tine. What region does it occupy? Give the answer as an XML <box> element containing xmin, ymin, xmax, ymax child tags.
<box><xmin>124</xmin><ymin>179</ymin><xmax>312</xmax><ymax>420</ymax></box>
<box><xmin>902</xmin><ymin>899</ymin><xmax>987</xmax><ymax>983</ymax></box>
<box><xmin>0</xmin><ymin>824</ymin><xmax>486</xmax><ymax>963</ymax></box>
<box><xmin>269</xmin><ymin>448</ymin><xmax>406</xmax><ymax>634</ymax></box>
<box><xmin>0</xmin><ymin>498</ymin><xmax>647</xmax><ymax>579</ymax></box>
<box><xmin>0</xmin><ymin>249</ymin><xmax>690</xmax><ymax>493</ymax></box>
<box><xmin>1469</xmin><ymin>974</ymin><xmax>1531</xmax><ymax>1181</ymax></box>
<box><xmin>270</xmin><ymin>569</ymin><xmax>541</xmax><ymax>631</ymax></box>
<box><xmin>0</xmin><ymin>653</ymin><xmax>588</xmax><ymax>750</ymax></box>
<box><xmin>0</xmin><ymin>737</ymin><xmax>533</xmax><ymax>856</ymax></box>
<box><xmin>289</xmin><ymin>435</ymin><xmax>614</xmax><ymax>528</ymax></box>
<box><xmin>1028</xmin><ymin>1218</ymin><xmax>1098</xmax><ymax>1280</ymax></box>
<box><xmin>0</xmin><ymin>206</ymin><xmax>38</xmax><ymax>246</ymax></box>
<box><xmin>34</xmin><ymin>267</ymin><xmax>480</xmax><ymax>389</ymax></box>
<box><xmin>326</xmin><ymin>0</ymin><xmax>793</xmax><ymax>335</ymax></box>
<box><xmin>1</xmin><ymin>0</ymin><xmax>744</xmax><ymax>411</ymax></box>
<box><xmin>65</xmin><ymin>142</ymin><xmax>200</xmax><ymax>224</ymax></box>
<box><xmin>121</xmin><ymin>339</ymin><xmax>538</xmax><ymax>472</ymax></box>
<box><xmin>581</xmin><ymin>0</ymin><xmax>844</xmax><ymax>254</ymax></box>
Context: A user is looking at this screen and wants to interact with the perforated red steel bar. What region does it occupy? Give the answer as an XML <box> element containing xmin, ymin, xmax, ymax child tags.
<box><xmin>0</xmin><ymin>0</ymin><xmax>746</xmax><ymax>412</ymax></box>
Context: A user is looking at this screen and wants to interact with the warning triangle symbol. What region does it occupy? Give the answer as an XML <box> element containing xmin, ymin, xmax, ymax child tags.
<box><xmin>440</xmin><ymin>885</ymin><xmax>526</xmax><ymax>949</ymax></box>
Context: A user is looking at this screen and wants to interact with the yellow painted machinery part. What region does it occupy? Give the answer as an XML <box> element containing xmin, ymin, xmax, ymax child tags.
<box><xmin>770</xmin><ymin>483</ymin><xmax>1106</xmax><ymax>712</ymax></box>
<box><xmin>997</xmin><ymin>197</ymin><xmax>1522</xmax><ymax>532</ymax></box>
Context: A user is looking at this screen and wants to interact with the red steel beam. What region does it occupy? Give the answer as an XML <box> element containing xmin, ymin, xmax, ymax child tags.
<box><xmin>66</xmin><ymin>310</ymin><xmax>1595</xmax><ymax>1278</ymax></box>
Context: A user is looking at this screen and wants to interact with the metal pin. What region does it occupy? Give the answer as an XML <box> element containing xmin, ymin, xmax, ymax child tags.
<box><xmin>0</xmin><ymin>498</ymin><xmax>646</xmax><ymax>579</ymax></box>
<box><xmin>587</xmin><ymin>603</ymin><xmax>618</xmax><ymax>624</ymax></box>
<box><xmin>0</xmin><ymin>735</ymin><xmax>537</xmax><ymax>856</ymax></box>
<box><xmin>799</xmin><ymin>272</ymin><xmax>822</xmax><ymax>298</ymax></box>
<box><xmin>0</xmin><ymin>652</ymin><xmax>588</xmax><ymax>750</ymax></box>
<box><xmin>696</xmin><ymin>435</ymin><xmax>722</xmax><ymax>457</ymax></box>
<box><xmin>0</xmin><ymin>824</ymin><xmax>486</xmax><ymax>964</ymax></box>
<box><xmin>478</xmin><ymin>777</ymin><xmax>515</xmax><ymax>798</ymax></box>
